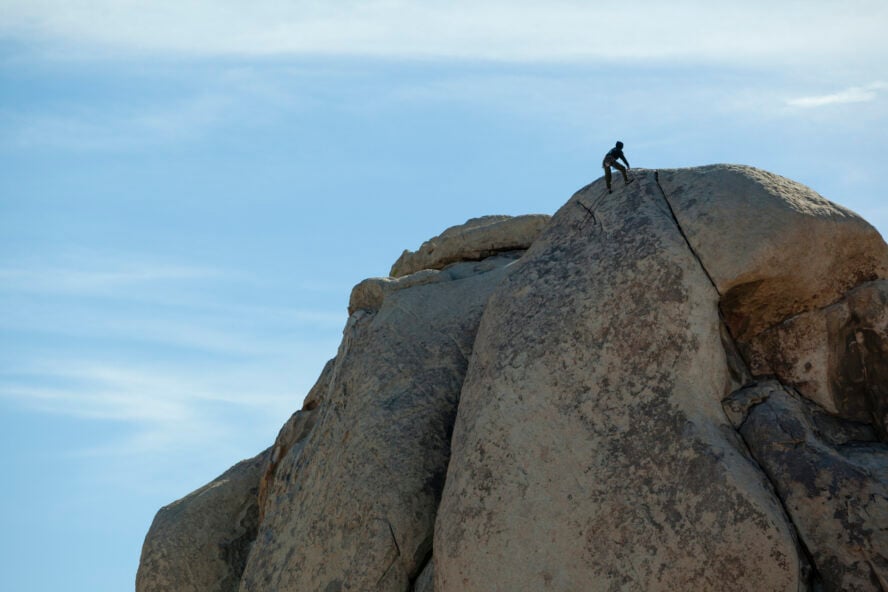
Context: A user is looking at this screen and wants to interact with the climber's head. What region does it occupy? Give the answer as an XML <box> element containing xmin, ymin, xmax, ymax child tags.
<box><xmin>616</xmin><ymin>141</ymin><xmax>624</xmax><ymax>150</ymax></box>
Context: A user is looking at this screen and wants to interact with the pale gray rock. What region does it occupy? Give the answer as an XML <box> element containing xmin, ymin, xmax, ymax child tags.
<box><xmin>137</xmin><ymin>450</ymin><xmax>269</xmax><ymax>592</ymax></box>
<box><xmin>656</xmin><ymin>165</ymin><xmax>888</xmax><ymax>341</ymax></box>
<box><xmin>728</xmin><ymin>381</ymin><xmax>888</xmax><ymax>592</ymax></box>
<box><xmin>390</xmin><ymin>215</ymin><xmax>550</xmax><ymax>278</ymax></box>
<box><xmin>434</xmin><ymin>171</ymin><xmax>802</xmax><ymax>591</ymax></box>
<box><xmin>239</xmin><ymin>255</ymin><xmax>521</xmax><ymax>592</ymax></box>
<box><xmin>743</xmin><ymin>280</ymin><xmax>888</xmax><ymax>437</ymax></box>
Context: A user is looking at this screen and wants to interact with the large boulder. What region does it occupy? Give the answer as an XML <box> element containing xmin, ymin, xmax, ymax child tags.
<box><xmin>239</xmin><ymin>253</ymin><xmax>523</xmax><ymax>591</ymax></box>
<box><xmin>390</xmin><ymin>214</ymin><xmax>550</xmax><ymax>277</ymax></box>
<box><xmin>656</xmin><ymin>165</ymin><xmax>888</xmax><ymax>341</ymax></box>
<box><xmin>726</xmin><ymin>381</ymin><xmax>888</xmax><ymax>591</ymax></box>
<box><xmin>136</xmin><ymin>451</ymin><xmax>269</xmax><ymax>592</ymax></box>
<box><xmin>434</xmin><ymin>170</ymin><xmax>803</xmax><ymax>591</ymax></box>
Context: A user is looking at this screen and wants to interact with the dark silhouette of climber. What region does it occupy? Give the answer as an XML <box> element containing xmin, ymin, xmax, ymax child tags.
<box><xmin>602</xmin><ymin>141</ymin><xmax>632</xmax><ymax>193</ymax></box>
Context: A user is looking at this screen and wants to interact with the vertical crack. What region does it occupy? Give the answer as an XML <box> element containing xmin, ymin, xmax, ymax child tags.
<box><xmin>654</xmin><ymin>170</ymin><xmax>720</xmax><ymax>295</ymax></box>
<box><xmin>409</xmin><ymin>551</ymin><xmax>434</xmax><ymax>590</ymax></box>
<box><xmin>724</xmin><ymin>385</ymin><xmax>825</xmax><ymax>590</ymax></box>
<box><xmin>650</xmin><ymin>172</ymin><xmax>829</xmax><ymax>587</ymax></box>
<box><xmin>386</xmin><ymin>518</ymin><xmax>402</xmax><ymax>560</ymax></box>
<box><xmin>654</xmin><ymin>170</ymin><xmax>754</xmax><ymax>381</ymax></box>
<box><xmin>375</xmin><ymin>518</ymin><xmax>404</xmax><ymax>587</ymax></box>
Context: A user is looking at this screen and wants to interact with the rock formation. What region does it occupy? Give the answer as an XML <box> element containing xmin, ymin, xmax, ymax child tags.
<box><xmin>136</xmin><ymin>451</ymin><xmax>269</xmax><ymax>592</ymax></box>
<box><xmin>390</xmin><ymin>214</ymin><xmax>551</xmax><ymax>278</ymax></box>
<box><xmin>240</xmin><ymin>252</ymin><xmax>523</xmax><ymax>592</ymax></box>
<box><xmin>725</xmin><ymin>381</ymin><xmax>888</xmax><ymax>591</ymax></box>
<box><xmin>137</xmin><ymin>165</ymin><xmax>888</xmax><ymax>592</ymax></box>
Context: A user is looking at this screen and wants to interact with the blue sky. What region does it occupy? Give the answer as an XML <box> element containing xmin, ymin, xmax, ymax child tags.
<box><xmin>1</xmin><ymin>2</ymin><xmax>887</xmax><ymax>590</ymax></box>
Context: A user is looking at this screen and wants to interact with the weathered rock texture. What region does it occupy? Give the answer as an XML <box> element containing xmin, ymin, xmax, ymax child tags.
<box><xmin>726</xmin><ymin>381</ymin><xmax>888</xmax><ymax>592</ymax></box>
<box><xmin>656</xmin><ymin>165</ymin><xmax>888</xmax><ymax>341</ymax></box>
<box><xmin>256</xmin><ymin>359</ymin><xmax>333</xmax><ymax>522</ymax></box>
<box><xmin>435</xmin><ymin>170</ymin><xmax>802</xmax><ymax>591</ymax></box>
<box><xmin>743</xmin><ymin>280</ymin><xmax>888</xmax><ymax>437</ymax></box>
<box><xmin>239</xmin><ymin>252</ymin><xmax>523</xmax><ymax>591</ymax></box>
<box><xmin>138</xmin><ymin>165</ymin><xmax>888</xmax><ymax>592</ymax></box>
<box><xmin>390</xmin><ymin>214</ymin><xmax>550</xmax><ymax>277</ymax></box>
<box><xmin>137</xmin><ymin>451</ymin><xmax>269</xmax><ymax>592</ymax></box>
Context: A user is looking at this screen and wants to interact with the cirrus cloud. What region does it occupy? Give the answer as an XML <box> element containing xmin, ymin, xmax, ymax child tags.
<box><xmin>1</xmin><ymin>0</ymin><xmax>887</xmax><ymax>68</ymax></box>
<box><xmin>787</xmin><ymin>82</ymin><xmax>888</xmax><ymax>108</ymax></box>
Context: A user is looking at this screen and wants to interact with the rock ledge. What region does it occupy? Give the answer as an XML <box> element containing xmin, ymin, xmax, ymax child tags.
<box><xmin>390</xmin><ymin>214</ymin><xmax>550</xmax><ymax>277</ymax></box>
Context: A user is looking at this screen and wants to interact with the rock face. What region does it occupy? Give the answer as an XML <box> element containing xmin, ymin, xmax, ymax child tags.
<box><xmin>434</xmin><ymin>170</ymin><xmax>801</xmax><ymax>591</ymax></box>
<box><xmin>656</xmin><ymin>165</ymin><xmax>888</xmax><ymax>341</ymax></box>
<box><xmin>138</xmin><ymin>165</ymin><xmax>888</xmax><ymax>592</ymax></box>
<box><xmin>726</xmin><ymin>381</ymin><xmax>888</xmax><ymax>591</ymax></box>
<box><xmin>743</xmin><ymin>280</ymin><xmax>888</xmax><ymax>437</ymax></box>
<box><xmin>239</xmin><ymin>251</ymin><xmax>524</xmax><ymax>591</ymax></box>
<box><xmin>256</xmin><ymin>358</ymin><xmax>333</xmax><ymax>523</ymax></box>
<box><xmin>136</xmin><ymin>451</ymin><xmax>269</xmax><ymax>592</ymax></box>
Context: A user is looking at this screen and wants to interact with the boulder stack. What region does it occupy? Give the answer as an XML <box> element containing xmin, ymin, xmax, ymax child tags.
<box><xmin>138</xmin><ymin>165</ymin><xmax>888</xmax><ymax>592</ymax></box>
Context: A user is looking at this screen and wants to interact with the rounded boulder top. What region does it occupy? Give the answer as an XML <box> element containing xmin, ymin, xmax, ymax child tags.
<box><xmin>389</xmin><ymin>214</ymin><xmax>551</xmax><ymax>278</ymax></box>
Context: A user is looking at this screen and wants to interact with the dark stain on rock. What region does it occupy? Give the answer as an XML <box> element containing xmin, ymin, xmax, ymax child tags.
<box><xmin>831</xmin><ymin>320</ymin><xmax>888</xmax><ymax>439</ymax></box>
<box><xmin>720</xmin><ymin>280</ymin><xmax>765</xmax><ymax>341</ymax></box>
<box><xmin>738</xmin><ymin>384</ymin><xmax>888</xmax><ymax>591</ymax></box>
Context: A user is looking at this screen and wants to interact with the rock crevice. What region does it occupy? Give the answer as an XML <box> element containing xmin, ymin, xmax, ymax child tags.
<box><xmin>726</xmin><ymin>381</ymin><xmax>888</xmax><ymax>592</ymax></box>
<box><xmin>654</xmin><ymin>169</ymin><xmax>720</xmax><ymax>296</ymax></box>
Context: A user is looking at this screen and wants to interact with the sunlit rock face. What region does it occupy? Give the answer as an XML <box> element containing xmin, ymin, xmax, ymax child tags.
<box><xmin>136</xmin><ymin>451</ymin><xmax>269</xmax><ymax>592</ymax></box>
<box><xmin>137</xmin><ymin>165</ymin><xmax>888</xmax><ymax>592</ymax></box>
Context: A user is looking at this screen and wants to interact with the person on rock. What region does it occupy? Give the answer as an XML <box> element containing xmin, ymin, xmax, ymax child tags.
<box><xmin>602</xmin><ymin>141</ymin><xmax>633</xmax><ymax>193</ymax></box>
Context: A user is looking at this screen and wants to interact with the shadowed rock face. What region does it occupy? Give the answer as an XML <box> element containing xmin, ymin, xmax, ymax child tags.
<box><xmin>137</xmin><ymin>165</ymin><xmax>888</xmax><ymax>592</ymax></box>
<box><xmin>412</xmin><ymin>560</ymin><xmax>434</xmax><ymax>592</ymax></box>
<box><xmin>726</xmin><ymin>382</ymin><xmax>888</xmax><ymax>592</ymax></box>
<box><xmin>743</xmin><ymin>280</ymin><xmax>888</xmax><ymax>439</ymax></box>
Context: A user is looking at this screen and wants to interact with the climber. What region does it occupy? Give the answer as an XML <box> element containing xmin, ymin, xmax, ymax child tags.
<box><xmin>602</xmin><ymin>141</ymin><xmax>633</xmax><ymax>193</ymax></box>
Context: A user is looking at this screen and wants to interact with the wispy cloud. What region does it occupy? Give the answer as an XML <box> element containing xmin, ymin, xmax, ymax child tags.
<box><xmin>0</xmin><ymin>255</ymin><xmax>345</xmax><ymax>352</ymax></box>
<box><xmin>0</xmin><ymin>249</ymin><xmax>341</xmax><ymax>460</ymax></box>
<box><xmin>0</xmin><ymin>351</ymin><xmax>331</xmax><ymax>454</ymax></box>
<box><xmin>2</xmin><ymin>1</ymin><xmax>887</xmax><ymax>66</ymax></box>
<box><xmin>1</xmin><ymin>306</ymin><xmax>341</xmax><ymax>357</ymax></box>
<box><xmin>0</xmin><ymin>262</ymin><xmax>223</xmax><ymax>296</ymax></box>
<box><xmin>6</xmin><ymin>93</ymin><xmax>234</xmax><ymax>150</ymax></box>
<box><xmin>787</xmin><ymin>82</ymin><xmax>888</xmax><ymax>108</ymax></box>
<box><xmin>0</xmin><ymin>356</ymin><xmax>316</xmax><ymax>483</ymax></box>
<box><xmin>1</xmin><ymin>361</ymin><xmax>290</xmax><ymax>421</ymax></box>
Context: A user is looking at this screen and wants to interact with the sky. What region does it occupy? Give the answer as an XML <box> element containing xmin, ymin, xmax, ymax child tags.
<box><xmin>1</xmin><ymin>2</ymin><xmax>887</xmax><ymax>590</ymax></box>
